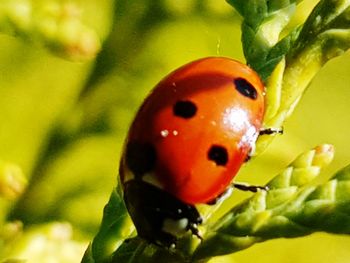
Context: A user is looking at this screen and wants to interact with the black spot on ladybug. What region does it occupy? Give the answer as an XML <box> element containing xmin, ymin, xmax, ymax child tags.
<box><xmin>208</xmin><ymin>145</ymin><xmax>228</xmax><ymax>166</ymax></box>
<box><xmin>173</xmin><ymin>100</ymin><xmax>197</xmax><ymax>119</ymax></box>
<box><xmin>234</xmin><ymin>78</ymin><xmax>258</xmax><ymax>100</ymax></box>
<box><xmin>125</xmin><ymin>141</ymin><xmax>156</xmax><ymax>178</ymax></box>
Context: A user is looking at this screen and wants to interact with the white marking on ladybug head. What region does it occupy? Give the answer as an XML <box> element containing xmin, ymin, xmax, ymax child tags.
<box><xmin>142</xmin><ymin>172</ymin><xmax>163</xmax><ymax>189</ymax></box>
<box><xmin>162</xmin><ymin>218</ymin><xmax>189</xmax><ymax>237</ymax></box>
<box><xmin>121</xmin><ymin>165</ymin><xmax>135</xmax><ymax>183</ymax></box>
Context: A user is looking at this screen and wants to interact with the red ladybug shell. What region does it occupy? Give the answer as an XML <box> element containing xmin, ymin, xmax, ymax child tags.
<box><xmin>121</xmin><ymin>57</ymin><xmax>265</xmax><ymax>205</ymax></box>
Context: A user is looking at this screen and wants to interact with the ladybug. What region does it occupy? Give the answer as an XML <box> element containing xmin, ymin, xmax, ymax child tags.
<box><xmin>119</xmin><ymin>57</ymin><xmax>274</xmax><ymax>247</ymax></box>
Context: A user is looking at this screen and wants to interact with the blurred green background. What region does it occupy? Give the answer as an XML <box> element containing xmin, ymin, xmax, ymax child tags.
<box><xmin>1</xmin><ymin>0</ymin><xmax>350</xmax><ymax>262</ymax></box>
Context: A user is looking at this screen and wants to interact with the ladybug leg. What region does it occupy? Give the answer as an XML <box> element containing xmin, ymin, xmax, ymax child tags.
<box><xmin>259</xmin><ymin>127</ymin><xmax>283</xmax><ymax>135</ymax></box>
<box><xmin>207</xmin><ymin>182</ymin><xmax>269</xmax><ymax>206</ymax></box>
<box><xmin>206</xmin><ymin>187</ymin><xmax>233</xmax><ymax>205</ymax></box>
<box><xmin>187</xmin><ymin>222</ymin><xmax>203</xmax><ymax>241</ymax></box>
<box><xmin>233</xmin><ymin>182</ymin><xmax>269</xmax><ymax>192</ymax></box>
<box><xmin>245</xmin><ymin>127</ymin><xmax>283</xmax><ymax>163</ymax></box>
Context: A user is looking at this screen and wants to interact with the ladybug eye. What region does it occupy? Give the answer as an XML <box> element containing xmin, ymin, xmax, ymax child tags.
<box><xmin>234</xmin><ymin>78</ymin><xmax>257</xmax><ymax>100</ymax></box>
<box><xmin>173</xmin><ymin>100</ymin><xmax>197</xmax><ymax>119</ymax></box>
<box><xmin>125</xmin><ymin>141</ymin><xmax>157</xmax><ymax>177</ymax></box>
<box><xmin>208</xmin><ymin>145</ymin><xmax>228</xmax><ymax>166</ymax></box>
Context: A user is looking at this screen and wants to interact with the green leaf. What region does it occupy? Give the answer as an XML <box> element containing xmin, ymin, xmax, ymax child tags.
<box><xmin>254</xmin><ymin>0</ymin><xmax>350</xmax><ymax>154</ymax></box>
<box><xmin>81</xmin><ymin>186</ymin><xmax>134</xmax><ymax>263</ymax></box>
<box><xmin>226</xmin><ymin>0</ymin><xmax>303</xmax><ymax>80</ymax></box>
<box><xmin>228</xmin><ymin>0</ymin><xmax>350</xmax><ymax>131</ymax></box>
<box><xmin>111</xmin><ymin>237</ymin><xmax>193</xmax><ymax>263</ymax></box>
<box><xmin>269</xmin><ymin>0</ymin><xmax>350</xmax><ymax>124</ymax></box>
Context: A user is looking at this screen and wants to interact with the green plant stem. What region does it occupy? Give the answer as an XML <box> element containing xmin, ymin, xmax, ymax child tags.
<box><xmin>227</xmin><ymin>0</ymin><xmax>304</xmax><ymax>80</ymax></box>
<box><xmin>81</xmin><ymin>186</ymin><xmax>135</xmax><ymax>263</ymax></box>
<box><xmin>256</xmin><ymin>0</ymin><xmax>350</xmax><ymax>153</ymax></box>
